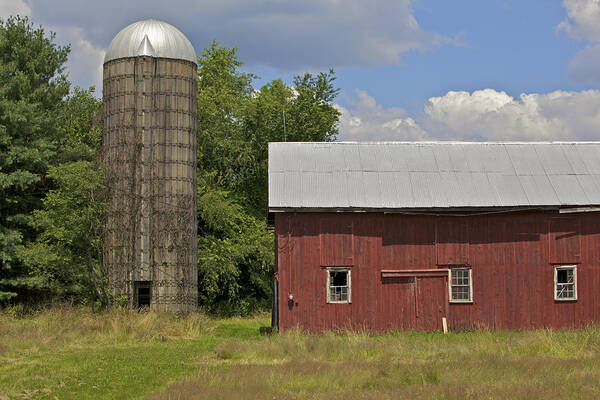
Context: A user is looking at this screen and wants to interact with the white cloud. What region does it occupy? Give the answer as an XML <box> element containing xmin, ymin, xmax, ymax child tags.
<box><xmin>0</xmin><ymin>1</ymin><xmax>103</xmax><ymax>91</ymax></box>
<box><xmin>559</xmin><ymin>0</ymin><xmax>600</xmax><ymax>40</ymax></box>
<box><xmin>336</xmin><ymin>90</ymin><xmax>427</xmax><ymax>141</ymax></box>
<box><xmin>338</xmin><ymin>88</ymin><xmax>600</xmax><ymax>141</ymax></box>
<box><xmin>559</xmin><ymin>0</ymin><xmax>600</xmax><ymax>85</ymax></box>
<box><xmin>0</xmin><ymin>0</ymin><xmax>31</xmax><ymax>18</ymax></box>
<box><xmin>568</xmin><ymin>43</ymin><xmax>600</xmax><ymax>86</ymax></box>
<box><xmin>51</xmin><ymin>26</ymin><xmax>105</xmax><ymax>91</ymax></box>
<box><xmin>24</xmin><ymin>0</ymin><xmax>455</xmax><ymax>83</ymax></box>
<box><xmin>0</xmin><ymin>0</ymin><xmax>458</xmax><ymax>94</ymax></box>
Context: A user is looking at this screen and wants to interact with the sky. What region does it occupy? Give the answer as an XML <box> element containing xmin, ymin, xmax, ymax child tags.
<box><xmin>1</xmin><ymin>0</ymin><xmax>600</xmax><ymax>141</ymax></box>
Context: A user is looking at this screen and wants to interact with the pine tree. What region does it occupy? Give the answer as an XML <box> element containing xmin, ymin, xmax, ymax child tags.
<box><xmin>0</xmin><ymin>16</ymin><xmax>70</xmax><ymax>301</ymax></box>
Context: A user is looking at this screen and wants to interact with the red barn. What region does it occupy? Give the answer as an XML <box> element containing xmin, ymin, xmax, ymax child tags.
<box><xmin>268</xmin><ymin>142</ymin><xmax>600</xmax><ymax>332</ymax></box>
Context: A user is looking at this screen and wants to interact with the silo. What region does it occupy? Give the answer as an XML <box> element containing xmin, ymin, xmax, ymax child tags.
<box><xmin>102</xmin><ymin>20</ymin><xmax>198</xmax><ymax>313</ymax></box>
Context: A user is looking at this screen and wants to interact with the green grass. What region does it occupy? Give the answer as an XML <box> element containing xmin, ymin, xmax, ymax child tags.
<box><xmin>1</xmin><ymin>307</ymin><xmax>600</xmax><ymax>399</ymax></box>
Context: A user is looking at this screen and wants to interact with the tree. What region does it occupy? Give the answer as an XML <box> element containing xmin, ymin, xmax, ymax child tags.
<box><xmin>196</xmin><ymin>178</ymin><xmax>272</xmax><ymax>315</ymax></box>
<box><xmin>196</xmin><ymin>41</ymin><xmax>340</xmax><ymax>314</ymax></box>
<box><xmin>20</xmin><ymin>88</ymin><xmax>106</xmax><ymax>306</ymax></box>
<box><xmin>195</xmin><ymin>41</ymin><xmax>270</xmax><ymax>314</ymax></box>
<box><xmin>241</xmin><ymin>72</ymin><xmax>340</xmax><ymax>215</ymax></box>
<box><xmin>22</xmin><ymin>159</ymin><xmax>106</xmax><ymax>305</ymax></box>
<box><xmin>0</xmin><ymin>16</ymin><xmax>70</xmax><ymax>301</ymax></box>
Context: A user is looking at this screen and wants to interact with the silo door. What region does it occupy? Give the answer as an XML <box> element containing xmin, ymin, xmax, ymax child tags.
<box><xmin>135</xmin><ymin>281</ymin><xmax>152</xmax><ymax>308</ymax></box>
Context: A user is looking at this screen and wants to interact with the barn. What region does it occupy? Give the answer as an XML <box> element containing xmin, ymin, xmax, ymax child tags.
<box><xmin>268</xmin><ymin>141</ymin><xmax>600</xmax><ymax>332</ymax></box>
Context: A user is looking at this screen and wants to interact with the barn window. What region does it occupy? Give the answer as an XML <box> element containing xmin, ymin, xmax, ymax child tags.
<box><xmin>554</xmin><ymin>266</ymin><xmax>577</xmax><ymax>301</ymax></box>
<box><xmin>449</xmin><ymin>268</ymin><xmax>472</xmax><ymax>303</ymax></box>
<box><xmin>327</xmin><ymin>269</ymin><xmax>351</xmax><ymax>303</ymax></box>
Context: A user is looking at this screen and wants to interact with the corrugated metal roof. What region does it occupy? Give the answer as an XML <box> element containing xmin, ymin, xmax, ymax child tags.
<box><xmin>268</xmin><ymin>142</ymin><xmax>600</xmax><ymax>210</ymax></box>
<box><xmin>104</xmin><ymin>20</ymin><xmax>196</xmax><ymax>64</ymax></box>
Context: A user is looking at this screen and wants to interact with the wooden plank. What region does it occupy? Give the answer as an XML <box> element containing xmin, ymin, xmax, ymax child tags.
<box><xmin>381</xmin><ymin>269</ymin><xmax>449</xmax><ymax>278</ymax></box>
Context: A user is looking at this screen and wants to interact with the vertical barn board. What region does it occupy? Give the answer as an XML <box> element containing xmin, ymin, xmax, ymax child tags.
<box><xmin>414</xmin><ymin>216</ymin><xmax>436</xmax><ymax>267</ymax></box>
<box><xmin>414</xmin><ymin>276</ymin><xmax>446</xmax><ymax>331</ymax></box>
<box><xmin>583</xmin><ymin>216</ymin><xmax>600</xmax><ymax>322</ymax></box>
<box><xmin>549</xmin><ymin>218</ymin><xmax>581</xmax><ymax>263</ymax></box>
<box><xmin>436</xmin><ymin>218</ymin><xmax>469</xmax><ymax>265</ymax></box>
<box><xmin>290</xmin><ymin>213</ymin><xmax>304</xmax><ymax>329</ymax></box>
<box><xmin>383</xmin><ymin>214</ymin><xmax>415</xmax><ymax>268</ymax></box>
<box><xmin>469</xmin><ymin>215</ymin><xmax>487</xmax><ymax>267</ymax></box>
<box><xmin>381</xmin><ymin>277</ymin><xmax>417</xmax><ymax>330</ymax></box>
<box><xmin>528</xmin><ymin>216</ymin><xmax>544</xmax><ymax>328</ymax></box>
<box><xmin>303</xmin><ymin>215</ymin><xmax>322</xmax><ymax>331</ymax></box>
<box><xmin>369</xmin><ymin>214</ymin><xmax>385</xmax><ymax>330</ymax></box>
<box><xmin>467</xmin><ymin>215</ymin><xmax>487</xmax><ymax>327</ymax></box>
<box><xmin>354</xmin><ymin>214</ymin><xmax>379</xmax><ymax>329</ymax></box>
<box><xmin>320</xmin><ymin>215</ymin><xmax>353</xmax><ymax>266</ymax></box>
<box><xmin>274</xmin><ymin>213</ymin><xmax>289</xmax><ymax>330</ymax></box>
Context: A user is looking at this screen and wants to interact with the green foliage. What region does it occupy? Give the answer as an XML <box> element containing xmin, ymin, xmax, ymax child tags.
<box><xmin>55</xmin><ymin>86</ymin><xmax>102</xmax><ymax>162</ymax></box>
<box><xmin>0</xmin><ymin>16</ymin><xmax>70</xmax><ymax>301</ymax></box>
<box><xmin>197</xmin><ymin>179</ymin><xmax>273</xmax><ymax>315</ymax></box>
<box><xmin>20</xmin><ymin>87</ymin><xmax>105</xmax><ymax>304</ymax></box>
<box><xmin>23</xmin><ymin>161</ymin><xmax>106</xmax><ymax>302</ymax></box>
<box><xmin>196</xmin><ymin>41</ymin><xmax>257</xmax><ymax>199</ymax></box>
<box><xmin>196</xmin><ymin>41</ymin><xmax>340</xmax><ymax>315</ymax></box>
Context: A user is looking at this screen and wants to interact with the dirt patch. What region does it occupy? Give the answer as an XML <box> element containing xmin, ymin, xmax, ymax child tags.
<box><xmin>0</xmin><ymin>344</ymin><xmax>11</xmax><ymax>355</ymax></box>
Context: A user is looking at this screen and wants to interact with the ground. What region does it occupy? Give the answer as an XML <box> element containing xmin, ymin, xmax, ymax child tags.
<box><xmin>1</xmin><ymin>307</ymin><xmax>599</xmax><ymax>399</ymax></box>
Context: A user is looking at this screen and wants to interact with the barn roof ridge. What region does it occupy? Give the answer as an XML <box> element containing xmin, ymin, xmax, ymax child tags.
<box><xmin>269</xmin><ymin>141</ymin><xmax>600</xmax><ymax>145</ymax></box>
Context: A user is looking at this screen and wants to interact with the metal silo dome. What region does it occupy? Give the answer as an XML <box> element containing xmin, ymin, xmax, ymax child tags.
<box><xmin>104</xmin><ymin>19</ymin><xmax>196</xmax><ymax>64</ymax></box>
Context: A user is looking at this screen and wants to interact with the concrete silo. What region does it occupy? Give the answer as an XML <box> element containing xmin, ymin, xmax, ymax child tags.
<box><xmin>102</xmin><ymin>20</ymin><xmax>197</xmax><ymax>313</ymax></box>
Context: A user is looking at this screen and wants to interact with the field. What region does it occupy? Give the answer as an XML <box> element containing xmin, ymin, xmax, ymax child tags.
<box><xmin>1</xmin><ymin>307</ymin><xmax>600</xmax><ymax>399</ymax></box>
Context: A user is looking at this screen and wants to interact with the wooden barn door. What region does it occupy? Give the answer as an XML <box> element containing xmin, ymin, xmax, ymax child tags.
<box><xmin>414</xmin><ymin>276</ymin><xmax>448</xmax><ymax>331</ymax></box>
<box><xmin>382</xmin><ymin>270</ymin><xmax>449</xmax><ymax>331</ymax></box>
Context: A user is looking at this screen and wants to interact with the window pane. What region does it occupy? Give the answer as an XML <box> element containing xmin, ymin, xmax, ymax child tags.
<box><xmin>557</xmin><ymin>283</ymin><xmax>575</xmax><ymax>299</ymax></box>
<box><xmin>451</xmin><ymin>269</ymin><xmax>470</xmax><ymax>301</ymax></box>
<box><xmin>557</xmin><ymin>269</ymin><xmax>568</xmax><ymax>284</ymax></box>
<box><xmin>555</xmin><ymin>267</ymin><xmax>576</xmax><ymax>300</ymax></box>
<box><xmin>330</xmin><ymin>271</ymin><xmax>347</xmax><ymax>286</ymax></box>
<box><xmin>328</xmin><ymin>270</ymin><xmax>349</xmax><ymax>302</ymax></box>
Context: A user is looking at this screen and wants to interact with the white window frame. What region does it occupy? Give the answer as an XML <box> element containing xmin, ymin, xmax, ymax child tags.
<box><xmin>448</xmin><ymin>268</ymin><xmax>472</xmax><ymax>303</ymax></box>
<box><xmin>554</xmin><ymin>265</ymin><xmax>577</xmax><ymax>301</ymax></box>
<box><xmin>326</xmin><ymin>268</ymin><xmax>351</xmax><ymax>304</ymax></box>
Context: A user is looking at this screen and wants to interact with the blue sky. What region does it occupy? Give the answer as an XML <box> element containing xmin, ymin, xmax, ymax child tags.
<box><xmin>1</xmin><ymin>0</ymin><xmax>599</xmax><ymax>141</ymax></box>
<box><xmin>349</xmin><ymin>0</ymin><xmax>593</xmax><ymax>111</ymax></box>
<box><xmin>250</xmin><ymin>0</ymin><xmax>596</xmax><ymax>112</ymax></box>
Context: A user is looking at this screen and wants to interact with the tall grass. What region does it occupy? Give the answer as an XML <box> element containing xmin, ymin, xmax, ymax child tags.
<box><xmin>153</xmin><ymin>326</ymin><xmax>600</xmax><ymax>399</ymax></box>
<box><xmin>2</xmin><ymin>306</ymin><xmax>600</xmax><ymax>400</ymax></box>
<box><xmin>0</xmin><ymin>304</ymin><xmax>215</xmax><ymax>351</ymax></box>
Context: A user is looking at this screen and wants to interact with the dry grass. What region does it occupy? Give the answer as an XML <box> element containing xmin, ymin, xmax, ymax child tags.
<box><xmin>151</xmin><ymin>327</ymin><xmax>600</xmax><ymax>399</ymax></box>
<box><xmin>0</xmin><ymin>344</ymin><xmax>11</xmax><ymax>355</ymax></box>
<box><xmin>0</xmin><ymin>304</ymin><xmax>215</xmax><ymax>351</ymax></box>
<box><xmin>2</xmin><ymin>306</ymin><xmax>600</xmax><ymax>399</ymax></box>
<box><xmin>151</xmin><ymin>357</ymin><xmax>600</xmax><ymax>400</ymax></box>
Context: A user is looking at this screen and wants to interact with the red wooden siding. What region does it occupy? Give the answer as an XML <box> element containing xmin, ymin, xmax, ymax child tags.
<box><xmin>275</xmin><ymin>211</ymin><xmax>600</xmax><ymax>332</ymax></box>
<box><xmin>320</xmin><ymin>216</ymin><xmax>353</xmax><ymax>266</ymax></box>
<box><xmin>436</xmin><ymin>218</ymin><xmax>468</xmax><ymax>265</ymax></box>
<box><xmin>549</xmin><ymin>218</ymin><xmax>581</xmax><ymax>264</ymax></box>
